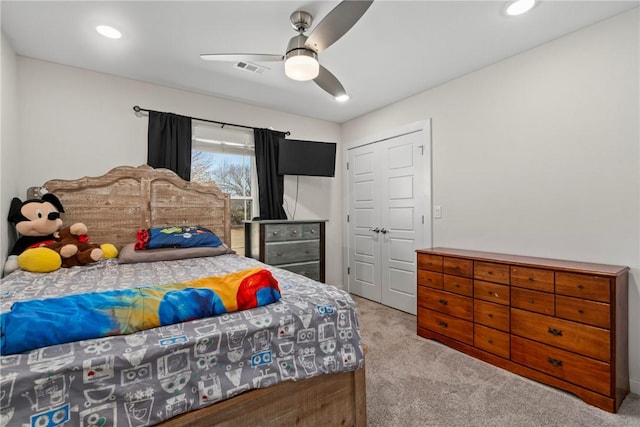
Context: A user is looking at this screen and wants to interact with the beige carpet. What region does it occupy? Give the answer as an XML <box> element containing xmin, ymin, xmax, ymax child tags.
<box><xmin>352</xmin><ymin>295</ymin><xmax>640</xmax><ymax>427</ymax></box>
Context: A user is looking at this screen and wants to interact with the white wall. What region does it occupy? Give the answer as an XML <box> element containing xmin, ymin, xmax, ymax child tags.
<box><xmin>342</xmin><ymin>9</ymin><xmax>640</xmax><ymax>394</ymax></box>
<box><xmin>9</xmin><ymin>58</ymin><xmax>344</xmax><ymax>286</ymax></box>
<box><xmin>1</xmin><ymin>32</ymin><xmax>19</xmax><ymax>270</ymax></box>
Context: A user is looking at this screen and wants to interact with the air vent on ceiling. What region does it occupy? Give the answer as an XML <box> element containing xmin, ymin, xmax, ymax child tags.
<box><xmin>234</xmin><ymin>61</ymin><xmax>269</xmax><ymax>74</ymax></box>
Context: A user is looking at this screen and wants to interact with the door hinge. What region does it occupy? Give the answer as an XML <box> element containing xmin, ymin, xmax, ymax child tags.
<box><xmin>347</xmin><ymin>214</ymin><xmax>350</xmax><ymax>223</ymax></box>
<box><xmin>347</xmin><ymin>266</ymin><xmax>350</xmax><ymax>275</ymax></box>
<box><xmin>418</xmin><ymin>145</ymin><xmax>424</xmax><ymax>155</ymax></box>
<box><xmin>346</xmin><ymin>162</ymin><xmax>349</xmax><ymax>170</ymax></box>
<box><xmin>422</xmin><ymin>215</ymin><xmax>424</xmax><ymax>224</ymax></box>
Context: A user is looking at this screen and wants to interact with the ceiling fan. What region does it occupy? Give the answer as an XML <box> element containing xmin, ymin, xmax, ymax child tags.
<box><xmin>200</xmin><ymin>1</ymin><xmax>373</xmax><ymax>101</ymax></box>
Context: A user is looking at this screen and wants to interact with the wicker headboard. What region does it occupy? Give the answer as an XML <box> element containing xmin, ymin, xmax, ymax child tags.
<box><xmin>42</xmin><ymin>165</ymin><xmax>231</xmax><ymax>249</ymax></box>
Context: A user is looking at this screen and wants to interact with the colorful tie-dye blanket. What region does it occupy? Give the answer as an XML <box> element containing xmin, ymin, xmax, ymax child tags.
<box><xmin>0</xmin><ymin>267</ymin><xmax>280</xmax><ymax>355</ymax></box>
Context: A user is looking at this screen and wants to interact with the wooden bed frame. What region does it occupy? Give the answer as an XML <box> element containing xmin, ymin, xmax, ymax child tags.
<box><xmin>41</xmin><ymin>164</ymin><xmax>367</xmax><ymax>427</ymax></box>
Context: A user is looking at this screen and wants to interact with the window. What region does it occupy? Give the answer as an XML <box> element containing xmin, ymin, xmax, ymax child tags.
<box><xmin>191</xmin><ymin>124</ymin><xmax>256</xmax><ymax>255</ymax></box>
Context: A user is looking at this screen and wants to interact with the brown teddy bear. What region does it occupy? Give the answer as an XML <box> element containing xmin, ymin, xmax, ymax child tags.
<box><xmin>45</xmin><ymin>223</ymin><xmax>104</xmax><ymax>268</ymax></box>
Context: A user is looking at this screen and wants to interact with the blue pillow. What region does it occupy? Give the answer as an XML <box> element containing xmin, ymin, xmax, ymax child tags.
<box><xmin>135</xmin><ymin>226</ymin><xmax>223</xmax><ymax>250</ymax></box>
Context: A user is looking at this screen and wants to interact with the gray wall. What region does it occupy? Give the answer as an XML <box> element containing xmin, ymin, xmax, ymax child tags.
<box><xmin>342</xmin><ymin>9</ymin><xmax>639</xmax><ymax>394</ymax></box>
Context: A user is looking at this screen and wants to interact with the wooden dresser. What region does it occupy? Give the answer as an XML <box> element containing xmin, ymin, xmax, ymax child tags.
<box><xmin>245</xmin><ymin>220</ymin><xmax>326</xmax><ymax>282</ymax></box>
<box><xmin>416</xmin><ymin>247</ymin><xmax>629</xmax><ymax>412</ymax></box>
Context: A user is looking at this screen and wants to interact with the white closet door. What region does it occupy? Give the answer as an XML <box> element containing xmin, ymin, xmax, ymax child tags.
<box><xmin>347</xmin><ymin>144</ymin><xmax>381</xmax><ymax>302</ymax></box>
<box><xmin>379</xmin><ymin>131</ymin><xmax>424</xmax><ymax>314</ymax></box>
<box><xmin>347</xmin><ymin>128</ymin><xmax>427</xmax><ymax>314</ymax></box>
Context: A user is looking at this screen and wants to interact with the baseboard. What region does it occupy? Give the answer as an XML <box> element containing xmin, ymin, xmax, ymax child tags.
<box><xmin>630</xmin><ymin>377</ymin><xmax>640</xmax><ymax>395</ymax></box>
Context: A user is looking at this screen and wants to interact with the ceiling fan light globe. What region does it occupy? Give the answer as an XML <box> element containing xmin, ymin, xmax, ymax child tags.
<box><xmin>284</xmin><ymin>54</ymin><xmax>319</xmax><ymax>81</ymax></box>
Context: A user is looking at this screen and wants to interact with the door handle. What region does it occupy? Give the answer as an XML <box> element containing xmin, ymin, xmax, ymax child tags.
<box><xmin>380</xmin><ymin>228</ymin><xmax>388</xmax><ymax>234</ymax></box>
<box><xmin>369</xmin><ymin>227</ymin><xmax>380</xmax><ymax>233</ymax></box>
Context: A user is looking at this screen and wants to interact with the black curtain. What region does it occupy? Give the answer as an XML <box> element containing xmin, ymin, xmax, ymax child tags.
<box><xmin>254</xmin><ymin>128</ymin><xmax>287</xmax><ymax>220</ymax></box>
<box><xmin>147</xmin><ymin>111</ymin><xmax>192</xmax><ymax>181</ymax></box>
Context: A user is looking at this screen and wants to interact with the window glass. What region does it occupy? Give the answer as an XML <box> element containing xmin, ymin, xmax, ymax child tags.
<box><xmin>191</xmin><ymin>125</ymin><xmax>256</xmax><ymax>255</ymax></box>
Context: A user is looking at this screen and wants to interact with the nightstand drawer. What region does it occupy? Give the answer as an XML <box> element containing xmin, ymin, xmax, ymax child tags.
<box><xmin>474</xmin><ymin>261</ymin><xmax>510</xmax><ymax>284</ymax></box>
<box><xmin>474</xmin><ymin>280</ymin><xmax>510</xmax><ymax>305</ymax></box>
<box><xmin>418</xmin><ymin>287</ymin><xmax>473</xmax><ymax>320</ymax></box>
<box><xmin>418</xmin><ymin>253</ymin><xmax>443</xmax><ymax>273</ymax></box>
<box><xmin>474</xmin><ymin>300</ymin><xmax>509</xmax><ymax>332</ymax></box>
<box><xmin>418</xmin><ymin>308</ymin><xmax>473</xmax><ymax>345</ymax></box>
<box><xmin>280</xmin><ymin>262</ymin><xmax>320</xmax><ymax>281</ymax></box>
<box><xmin>475</xmin><ymin>324</ymin><xmax>510</xmax><ymax>359</ymax></box>
<box><xmin>301</xmin><ymin>223</ymin><xmax>322</xmax><ymax>240</ymax></box>
<box><xmin>556</xmin><ymin>295</ymin><xmax>610</xmax><ymax>329</ymax></box>
<box><xmin>265</xmin><ymin>241</ymin><xmax>319</xmax><ymax>264</ymax></box>
<box><xmin>556</xmin><ymin>272</ymin><xmax>610</xmax><ymax>303</ymax></box>
<box><xmin>511</xmin><ymin>308</ymin><xmax>610</xmax><ymax>362</ymax></box>
<box><xmin>511</xmin><ymin>266</ymin><xmax>554</xmax><ymax>292</ymax></box>
<box><xmin>511</xmin><ymin>287</ymin><xmax>555</xmax><ymax>316</ymax></box>
<box><xmin>512</xmin><ymin>336</ymin><xmax>611</xmax><ymax>396</ymax></box>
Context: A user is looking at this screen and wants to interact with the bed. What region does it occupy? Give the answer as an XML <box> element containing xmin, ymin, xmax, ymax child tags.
<box><xmin>0</xmin><ymin>165</ymin><xmax>366</xmax><ymax>427</ymax></box>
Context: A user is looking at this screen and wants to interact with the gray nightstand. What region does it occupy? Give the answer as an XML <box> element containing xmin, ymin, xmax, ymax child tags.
<box><xmin>244</xmin><ymin>220</ymin><xmax>326</xmax><ymax>282</ymax></box>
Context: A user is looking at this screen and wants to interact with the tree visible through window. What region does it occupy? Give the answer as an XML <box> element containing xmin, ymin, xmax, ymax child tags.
<box><xmin>191</xmin><ymin>127</ymin><xmax>255</xmax><ymax>255</ymax></box>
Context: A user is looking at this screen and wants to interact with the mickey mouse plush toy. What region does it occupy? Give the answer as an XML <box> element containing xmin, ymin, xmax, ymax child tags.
<box><xmin>3</xmin><ymin>193</ymin><xmax>65</xmax><ymax>275</ymax></box>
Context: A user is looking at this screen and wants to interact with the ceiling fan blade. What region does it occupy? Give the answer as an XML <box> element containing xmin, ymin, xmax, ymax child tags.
<box><xmin>313</xmin><ymin>65</ymin><xmax>347</xmax><ymax>98</ymax></box>
<box><xmin>305</xmin><ymin>0</ymin><xmax>373</xmax><ymax>53</ymax></box>
<box><xmin>200</xmin><ymin>54</ymin><xmax>284</xmax><ymax>62</ymax></box>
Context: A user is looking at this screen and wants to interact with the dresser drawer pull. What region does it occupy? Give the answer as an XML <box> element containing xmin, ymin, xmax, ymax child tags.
<box><xmin>577</xmin><ymin>309</ymin><xmax>584</xmax><ymax>314</ymax></box>
<box><xmin>487</xmin><ymin>313</ymin><xmax>494</xmax><ymax>318</ymax></box>
<box><xmin>528</xmin><ymin>277</ymin><xmax>534</xmax><ymax>281</ymax></box>
<box><xmin>488</xmin><ymin>271</ymin><xmax>493</xmax><ymax>275</ymax></box>
<box><xmin>452</xmin><ymin>266</ymin><xmax>460</xmax><ymax>270</ymax></box>
<box><xmin>305</xmin><ymin>250</ymin><xmax>310</xmax><ymax>254</ymax></box>
<box><xmin>488</xmin><ymin>339</ymin><xmax>493</xmax><ymax>344</ymax></box>
<box><xmin>311</xmin><ymin>229</ymin><xmax>316</xmax><ymax>234</ymax></box>
<box><xmin>577</xmin><ymin>284</ymin><xmax>584</xmax><ymax>289</ymax></box>
<box><xmin>528</xmin><ymin>298</ymin><xmax>534</xmax><ymax>304</ymax></box>
<box><xmin>276</xmin><ymin>252</ymin><xmax>283</xmax><ymax>257</ymax></box>
<box><xmin>547</xmin><ymin>358</ymin><xmax>563</xmax><ymax>367</ymax></box>
<box><xmin>291</xmin><ymin>230</ymin><xmax>297</xmax><ymax>235</ymax></box>
<box><xmin>454</xmin><ymin>283</ymin><xmax>461</xmax><ymax>288</ymax></box>
<box><xmin>273</xmin><ymin>231</ymin><xmax>279</xmax><ymax>235</ymax></box>
<box><xmin>438</xmin><ymin>299</ymin><xmax>448</xmax><ymax>306</ymax></box>
<box><xmin>438</xmin><ymin>321</ymin><xmax>448</xmax><ymax>328</ymax></box>
<box><xmin>548</xmin><ymin>327</ymin><xmax>563</xmax><ymax>336</ymax></box>
<box><xmin>488</xmin><ymin>291</ymin><xmax>499</xmax><ymax>297</ymax></box>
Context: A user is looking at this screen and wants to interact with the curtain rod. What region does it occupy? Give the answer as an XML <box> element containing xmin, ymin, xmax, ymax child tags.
<box><xmin>132</xmin><ymin>106</ymin><xmax>290</xmax><ymax>136</ymax></box>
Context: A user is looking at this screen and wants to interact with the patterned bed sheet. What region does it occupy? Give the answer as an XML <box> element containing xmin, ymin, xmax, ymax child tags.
<box><xmin>0</xmin><ymin>254</ymin><xmax>364</xmax><ymax>427</ymax></box>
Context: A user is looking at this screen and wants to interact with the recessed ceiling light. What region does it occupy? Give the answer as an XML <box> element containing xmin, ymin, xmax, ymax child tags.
<box><xmin>505</xmin><ymin>0</ymin><xmax>536</xmax><ymax>16</ymax></box>
<box><xmin>96</xmin><ymin>25</ymin><xmax>122</xmax><ymax>39</ymax></box>
<box><xmin>335</xmin><ymin>94</ymin><xmax>350</xmax><ymax>102</ymax></box>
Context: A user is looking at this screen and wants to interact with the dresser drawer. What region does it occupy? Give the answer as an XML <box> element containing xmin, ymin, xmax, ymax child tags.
<box><xmin>418</xmin><ymin>270</ymin><xmax>443</xmax><ymax>290</ymax></box>
<box><xmin>443</xmin><ymin>274</ymin><xmax>473</xmax><ymax>297</ymax></box>
<box><xmin>301</xmin><ymin>223</ymin><xmax>322</xmax><ymax>240</ymax></box>
<box><xmin>417</xmin><ymin>308</ymin><xmax>473</xmax><ymax>345</ymax></box>
<box><xmin>279</xmin><ymin>262</ymin><xmax>320</xmax><ymax>280</ymax></box>
<box><xmin>265</xmin><ymin>241</ymin><xmax>319</xmax><ymax>264</ymax></box>
<box><xmin>443</xmin><ymin>257</ymin><xmax>473</xmax><ymax>278</ymax></box>
<box><xmin>475</xmin><ymin>324</ymin><xmax>510</xmax><ymax>359</ymax></box>
<box><xmin>474</xmin><ymin>280</ymin><xmax>510</xmax><ymax>305</ymax></box>
<box><xmin>511</xmin><ymin>287</ymin><xmax>554</xmax><ymax>316</ymax></box>
<box><xmin>556</xmin><ymin>295</ymin><xmax>611</xmax><ymax>329</ymax></box>
<box><xmin>512</xmin><ymin>336</ymin><xmax>611</xmax><ymax>396</ymax></box>
<box><xmin>264</xmin><ymin>224</ymin><xmax>288</xmax><ymax>242</ymax></box>
<box><xmin>511</xmin><ymin>308</ymin><xmax>610</xmax><ymax>362</ymax></box>
<box><xmin>474</xmin><ymin>261</ymin><xmax>510</xmax><ymax>284</ymax></box>
<box><xmin>418</xmin><ymin>253</ymin><xmax>443</xmax><ymax>273</ymax></box>
<box><xmin>474</xmin><ymin>300</ymin><xmax>509</xmax><ymax>332</ymax></box>
<box><xmin>418</xmin><ymin>287</ymin><xmax>473</xmax><ymax>321</ymax></box>
<box><xmin>511</xmin><ymin>266</ymin><xmax>554</xmax><ymax>292</ymax></box>
<box><xmin>555</xmin><ymin>272</ymin><xmax>610</xmax><ymax>303</ymax></box>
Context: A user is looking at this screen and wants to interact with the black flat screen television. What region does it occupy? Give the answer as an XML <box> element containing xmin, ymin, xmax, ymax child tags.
<box><xmin>277</xmin><ymin>138</ymin><xmax>337</xmax><ymax>177</ymax></box>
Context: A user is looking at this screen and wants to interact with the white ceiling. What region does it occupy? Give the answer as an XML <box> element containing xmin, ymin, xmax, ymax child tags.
<box><xmin>2</xmin><ymin>1</ymin><xmax>638</xmax><ymax>123</ymax></box>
